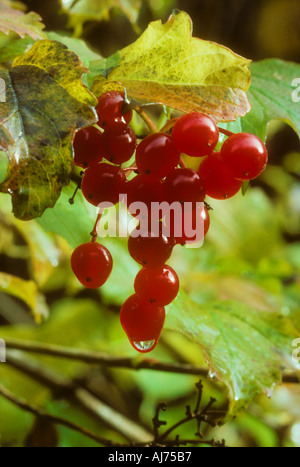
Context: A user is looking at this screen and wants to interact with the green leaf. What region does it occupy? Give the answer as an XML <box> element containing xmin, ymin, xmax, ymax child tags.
<box><xmin>0</xmin><ymin>150</ymin><xmax>8</xmax><ymax>182</ymax></box>
<box><xmin>0</xmin><ymin>40</ymin><xmax>97</xmax><ymax>220</ymax></box>
<box><xmin>93</xmin><ymin>11</ymin><xmax>251</xmax><ymax>122</ymax></box>
<box><xmin>46</xmin><ymin>32</ymin><xmax>102</xmax><ymax>68</ymax></box>
<box><xmin>167</xmin><ymin>292</ymin><xmax>300</xmax><ymax>415</ymax></box>
<box><xmin>88</xmin><ymin>52</ymin><xmax>120</xmax><ymax>87</ymax></box>
<box><xmin>222</xmin><ymin>59</ymin><xmax>300</xmax><ymax>140</ymax></box>
<box><xmin>60</xmin><ymin>0</ymin><xmax>142</xmax><ymax>37</ymax></box>
<box><xmin>0</xmin><ymin>35</ymin><xmax>34</xmax><ymax>63</ymax></box>
<box><xmin>0</xmin><ymin>0</ymin><xmax>45</xmax><ymax>40</ymax></box>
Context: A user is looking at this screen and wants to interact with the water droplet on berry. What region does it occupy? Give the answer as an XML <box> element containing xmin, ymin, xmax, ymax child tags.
<box><xmin>132</xmin><ymin>340</ymin><xmax>157</xmax><ymax>352</ymax></box>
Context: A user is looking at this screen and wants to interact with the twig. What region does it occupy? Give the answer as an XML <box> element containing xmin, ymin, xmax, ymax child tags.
<box><xmin>152</xmin><ymin>403</ymin><xmax>167</xmax><ymax>442</ymax></box>
<box><xmin>5</xmin><ymin>350</ymin><xmax>152</xmax><ymax>444</ymax></box>
<box><xmin>2</xmin><ymin>355</ymin><xmax>226</xmax><ymax>447</ymax></box>
<box><xmin>0</xmin><ymin>382</ymin><xmax>225</xmax><ymax>448</ymax></box>
<box><xmin>0</xmin><ymin>383</ymin><xmax>116</xmax><ymax>447</ymax></box>
<box><xmin>158</xmin><ymin>382</ymin><xmax>218</xmax><ymax>443</ymax></box>
<box><xmin>4</xmin><ymin>338</ymin><xmax>298</xmax><ymax>384</ymax></box>
<box><xmin>135</xmin><ymin>108</ymin><xmax>159</xmax><ymax>134</ymax></box>
<box><xmin>4</xmin><ymin>338</ymin><xmax>209</xmax><ymax>377</ymax></box>
<box><xmin>179</xmin><ymin>157</ymin><xmax>187</xmax><ymax>168</ymax></box>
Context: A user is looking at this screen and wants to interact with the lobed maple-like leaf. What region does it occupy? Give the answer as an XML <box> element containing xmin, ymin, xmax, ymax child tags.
<box><xmin>168</xmin><ymin>293</ymin><xmax>300</xmax><ymax>415</ymax></box>
<box><xmin>220</xmin><ymin>59</ymin><xmax>300</xmax><ymax>141</ymax></box>
<box><xmin>92</xmin><ymin>11</ymin><xmax>252</xmax><ymax>122</ymax></box>
<box><xmin>0</xmin><ymin>0</ymin><xmax>45</xmax><ymax>40</ymax></box>
<box><xmin>0</xmin><ymin>40</ymin><xmax>97</xmax><ymax>220</ymax></box>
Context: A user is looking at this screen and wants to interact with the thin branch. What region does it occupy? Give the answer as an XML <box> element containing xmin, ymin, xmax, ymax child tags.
<box><xmin>5</xmin><ymin>350</ymin><xmax>152</xmax><ymax>444</ymax></box>
<box><xmin>158</xmin><ymin>391</ymin><xmax>217</xmax><ymax>444</ymax></box>
<box><xmin>0</xmin><ymin>383</ymin><xmax>225</xmax><ymax>448</ymax></box>
<box><xmin>0</xmin><ymin>383</ymin><xmax>116</xmax><ymax>447</ymax></box>
<box><xmin>5</xmin><ymin>338</ymin><xmax>209</xmax><ymax>377</ymax></box>
<box><xmin>152</xmin><ymin>403</ymin><xmax>167</xmax><ymax>442</ymax></box>
<box><xmin>5</xmin><ymin>338</ymin><xmax>298</xmax><ymax>384</ymax></box>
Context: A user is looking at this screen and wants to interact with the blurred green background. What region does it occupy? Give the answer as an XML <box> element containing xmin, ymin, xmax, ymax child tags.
<box><xmin>0</xmin><ymin>0</ymin><xmax>299</xmax><ymax>448</ymax></box>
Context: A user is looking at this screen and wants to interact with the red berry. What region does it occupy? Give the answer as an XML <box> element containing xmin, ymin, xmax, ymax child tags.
<box><xmin>198</xmin><ymin>152</ymin><xmax>243</xmax><ymax>200</ymax></box>
<box><xmin>71</xmin><ymin>242</ymin><xmax>113</xmax><ymax>289</ymax></box>
<box><xmin>221</xmin><ymin>133</ymin><xmax>268</xmax><ymax>180</ymax></box>
<box><xmin>134</xmin><ymin>266</ymin><xmax>179</xmax><ymax>306</ymax></box>
<box><xmin>103</xmin><ymin>127</ymin><xmax>137</xmax><ymax>165</ymax></box>
<box><xmin>135</xmin><ymin>133</ymin><xmax>180</xmax><ymax>178</ymax></box>
<box><xmin>169</xmin><ymin>204</ymin><xmax>210</xmax><ymax>245</ymax></box>
<box><xmin>96</xmin><ymin>91</ymin><xmax>133</xmax><ymax>131</ymax></box>
<box><xmin>164</xmin><ymin>168</ymin><xmax>206</xmax><ymax>207</ymax></box>
<box><xmin>73</xmin><ymin>126</ymin><xmax>105</xmax><ymax>168</ymax></box>
<box><xmin>128</xmin><ymin>229</ymin><xmax>174</xmax><ymax>267</ymax></box>
<box><xmin>82</xmin><ymin>163</ymin><xmax>126</xmax><ymax>207</ymax></box>
<box><xmin>172</xmin><ymin>112</ymin><xmax>219</xmax><ymax>157</ymax></box>
<box><xmin>127</xmin><ymin>175</ymin><xmax>166</xmax><ymax>223</ymax></box>
<box><xmin>120</xmin><ymin>294</ymin><xmax>165</xmax><ymax>353</ymax></box>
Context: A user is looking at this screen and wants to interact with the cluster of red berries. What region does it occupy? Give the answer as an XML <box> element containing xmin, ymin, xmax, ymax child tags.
<box><xmin>71</xmin><ymin>91</ymin><xmax>268</xmax><ymax>353</ymax></box>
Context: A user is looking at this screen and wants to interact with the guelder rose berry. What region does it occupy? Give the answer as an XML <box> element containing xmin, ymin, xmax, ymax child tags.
<box><xmin>172</xmin><ymin>112</ymin><xmax>219</xmax><ymax>157</ymax></box>
<box><xmin>71</xmin><ymin>242</ymin><xmax>113</xmax><ymax>289</ymax></box>
<box><xmin>120</xmin><ymin>294</ymin><xmax>165</xmax><ymax>353</ymax></box>
<box><xmin>220</xmin><ymin>133</ymin><xmax>268</xmax><ymax>180</ymax></box>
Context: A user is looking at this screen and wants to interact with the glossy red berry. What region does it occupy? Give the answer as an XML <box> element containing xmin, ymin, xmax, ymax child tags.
<box><xmin>82</xmin><ymin>163</ymin><xmax>126</xmax><ymax>207</ymax></box>
<box><xmin>172</xmin><ymin>112</ymin><xmax>219</xmax><ymax>157</ymax></box>
<box><xmin>169</xmin><ymin>204</ymin><xmax>210</xmax><ymax>245</ymax></box>
<box><xmin>164</xmin><ymin>168</ymin><xmax>206</xmax><ymax>207</ymax></box>
<box><xmin>127</xmin><ymin>175</ymin><xmax>166</xmax><ymax>222</ymax></box>
<box><xmin>71</xmin><ymin>242</ymin><xmax>113</xmax><ymax>289</ymax></box>
<box><xmin>135</xmin><ymin>133</ymin><xmax>180</xmax><ymax>178</ymax></box>
<box><xmin>73</xmin><ymin>126</ymin><xmax>105</xmax><ymax>168</ymax></box>
<box><xmin>198</xmin><ymin>152</ymin><xmax>243</xmax><ymax>200</ymax></box>
<box><xmin>120</xmin><ymin>294</ymin><xmax>165</xmax><ymax>353</ymax></box>
<box><xmin>134</xmin><ymin>265</ymin><xmax>179</xmax><ymax>306</ymax></box>
<box><xmin>103</xmin><ymin>127</ymin><xmax>137</xmax><ymax>165</ymax></box>
<box><xmin>128</xmin><ymin>229</ymin><xmax>174</xmax><ymax>267</ymax></box>
<box><xmin>220</xmin><ymin>133</ymin><xmax>268</xmax><ymax>180</ymax></box>
<box><xmin>96</xmin><ymin>91</ymin><xmax>133</xmax><ymax>131</ymax></box>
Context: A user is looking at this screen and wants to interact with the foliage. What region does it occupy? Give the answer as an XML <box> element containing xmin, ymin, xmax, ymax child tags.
<box><xmin>92</xmin><ymin>11</ymin><xmax>251</xmax><ymax>121</ymax></box>
<box><xmin>0</xmin><ymin>0</ymin><xmax>299</xmax><ymax>448</ymax></box>
<box><xmin>0</xmin><ymin>0</ymin><xmax>44</xmax><ymax>40</ymax></box>
<box><xmin>60</xmin><ymin>0</ymin><xmax>142</xmax><ymax>37</ymax></box>
<box><xmin>0</xmin><ymin>40</ymin><xmax>97</xmax><ymax>220</ymax></box>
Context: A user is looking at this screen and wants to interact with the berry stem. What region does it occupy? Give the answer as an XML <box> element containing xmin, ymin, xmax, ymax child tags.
<box><xmin>179</xmin><ymin>157</ymin><xmax>187</xmax><ymax>169</ymax></box>
<box><xmin>135</xmin><ymin>107</ymin><xmax>159</xmax><ymax>134</ymax></box>
<box><xmin>69</xmin><ymin>175</ymin><xmax>83</xmax><ymax>205</ymax></box>
<box><xmin>218</xmin><ymin>127</ymin><xmax>234</xmax><ymax>137</ymax></box>
<box><xmin>121</xmin><ymin>167</ymin><xmax>139</xmax><ymax>179</ymax></box>
<box><xmin>160</xmin><ymin>117</ymin><xmax>179</xmax><ymax>134</ymax></box>
<box><xmin>90</xmin><ymin>212</ymin><xmax>103</xmax><ymax>242</ymax></box>
<box><xmin>204</xmin><ymin>201</ymin><xmax>213</xmax><ymax>211</ymax></box>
